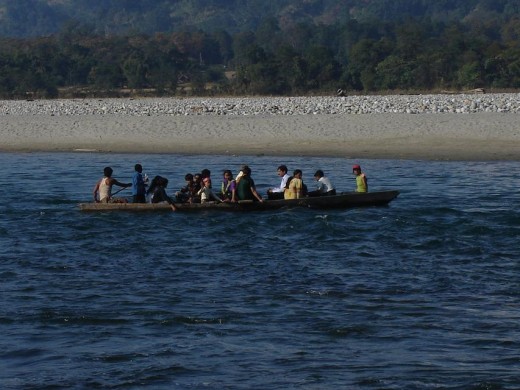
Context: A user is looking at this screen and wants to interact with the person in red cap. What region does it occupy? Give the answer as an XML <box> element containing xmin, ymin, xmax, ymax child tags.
<box><xmin>353</xmin><ymin>164</ymin><xmax>368</xmax><ymax>192</ymax></box>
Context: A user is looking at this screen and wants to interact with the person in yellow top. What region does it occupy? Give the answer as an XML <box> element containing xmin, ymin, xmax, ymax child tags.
<box><xmin>284</xmin><ymin>169</ymin><xmax>304</xmax><ymax>199</ymax></box>
<box><xmin>353</xmin><ymin>164</ymin><xmax>368</xmax><ymax>192</ymax></box>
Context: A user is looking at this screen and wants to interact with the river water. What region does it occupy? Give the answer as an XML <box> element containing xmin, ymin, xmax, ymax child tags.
<box><xmin>1</xmin><ymin>152</ymin><xmax>519</xmax><ymax>389</ymax></box>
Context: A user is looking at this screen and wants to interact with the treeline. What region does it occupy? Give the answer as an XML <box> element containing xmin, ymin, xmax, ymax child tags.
<box><xmin>1</xmin><ymin>16</ymin><xmax>520</xmax><ymax>98</ymax></box>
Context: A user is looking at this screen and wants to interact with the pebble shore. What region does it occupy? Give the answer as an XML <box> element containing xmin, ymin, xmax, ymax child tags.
<box><xmin>1</xmin><ymin>93</ymin><xmax>519</xmax><ymax>116</ymax></box>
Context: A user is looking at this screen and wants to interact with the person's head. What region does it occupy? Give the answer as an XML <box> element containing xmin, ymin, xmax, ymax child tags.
<box><xmin>185</xmin><ymin>173</ymin><xmax>194</xmax><ymax>182</ymax></box>
<box><xmin>242</xmin><ymin>166</ymin><xmax>251</xmax><ymax>176</ymax></box>
<box><xmin>314</xmin><ymin>169</ymin><xmax>324</xmax><ymax>180</ymax></box>
<box><xmin>194</xmin><ymin>174</ymin><xmax>202</xmax><ymax>183</ymax></box>
<box><xmin>277</xmin><ymin>165</ymin><xmax>288</xmax><ymax>176</ymax></box>
<box><xmin>293</xmin><ymin>169</ymin><xmax>302</xmax><ymax>178</ymax></box>
<box><xmin>201</xmin><ymin>168</ymin><xmax>211</xmax><ymax>178</ymax></box>
<box><xmin>203</xmin><ymin>177</ymin><xmax>211</xmax><ymax>187</ymax></box>
<box><xmin>103</xmin><ymin>167</ymin><xmax>113</xmax><ymax>177</ymax></box>
<box><xmin>223</xmin><ymin>170</ymin><xmax>233</xmax><ymax>180</ymax></box>
<box><xmin>147</xmin><ymin>175</ymin><xmax>162</xmax><ymax>193</ymax></box>
<box><xmin>159</xmin><ymin>177</ymin><xmax>169</xmax><ymax>187</ymax></box>
<box><xmin>134</xmin><ymin>164</ymin><xmax>142</xmax><ymax>173</ymax></box>
<box><xmin>352</xmin><ymin>164</ymin><xmax>362</xmax><ymax>175</ymax></box>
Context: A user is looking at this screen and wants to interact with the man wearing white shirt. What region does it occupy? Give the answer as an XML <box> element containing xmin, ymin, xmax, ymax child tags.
<box><xmin>308</xmin><ymin>170</ymin><xmax>336</xmax><ymax>197</ymax></box>
<box><xmin>267</xmin><ymin>165</ymin><xmax>290</xmax><ymax>200</ymax></box>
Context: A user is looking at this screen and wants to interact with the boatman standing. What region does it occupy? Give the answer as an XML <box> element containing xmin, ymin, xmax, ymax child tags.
<box><xmin>132</xmin><ymin>163</ymin><xmax>148</xmax><ymax>203</ymax></box>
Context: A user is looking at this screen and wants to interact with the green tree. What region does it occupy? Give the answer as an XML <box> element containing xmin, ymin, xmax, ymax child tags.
<box><xmin>305</xmin><ymin>45</ymin><xmax>341</xmax><ymax>89</ymax></box>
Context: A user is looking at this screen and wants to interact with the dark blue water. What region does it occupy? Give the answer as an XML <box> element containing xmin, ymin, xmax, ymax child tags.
<box><xmin>1</xmin><ymin>152</ymin><xmax>519</xmax><ymax>389</ymax></box>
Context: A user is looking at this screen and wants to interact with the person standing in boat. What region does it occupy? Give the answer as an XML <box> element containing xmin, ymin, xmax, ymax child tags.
<box><xmin>353</xmin><ymin>164</ymin><xmax>368</xmax><ymax>192</ymax></box>
<box><xmin>93</xmin><ymin>166</ymin><xmax>131</xmax><ymax>203</ymax></box>
<box><xmin>308</xmin><ymin>170</ymin><xmax>336</xmax><ymax>196</ymax></box>
<box><xmin>132</xmin><ymin>163</ymin><xmax>148</xmax><ymax>203</ymax></box>
<box><xmin>236</xmin><ymin>165</ymin><xmax>263</xmax><ymax>202</ymax></box>
<box><xmin>266</xmin><ymin>165</ymin><xmax>290</xmax><ymax>200</ymax></box>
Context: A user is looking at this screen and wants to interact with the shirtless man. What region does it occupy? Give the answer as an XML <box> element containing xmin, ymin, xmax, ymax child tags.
<box><xmin>93</xmin><ymin>166</ymin><xmax>131</xmax><ymax>203</ymax></box>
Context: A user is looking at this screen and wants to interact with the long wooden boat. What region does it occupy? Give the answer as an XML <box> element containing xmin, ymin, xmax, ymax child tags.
<box><xmin>79</xmin><ymin>190</ymin><xmax>399</xmax><ymax>212</ymax></box>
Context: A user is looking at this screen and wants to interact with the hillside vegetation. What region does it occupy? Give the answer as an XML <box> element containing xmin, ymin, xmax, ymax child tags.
<box><xmin>0</xmin><ymin>0</ymin><xmax>519</xmax><ymax>97</ymax></box>
<box><xmin>1</xmin><ymin>0</ymin><xmax>519</xmax><ymax>37</ymax></box>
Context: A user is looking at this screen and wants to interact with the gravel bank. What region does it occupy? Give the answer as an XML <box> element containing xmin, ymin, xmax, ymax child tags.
<box><xmin>1</xmin><ymin>93</ymin><xmax>519</xmax><ymax>116</ymax></box>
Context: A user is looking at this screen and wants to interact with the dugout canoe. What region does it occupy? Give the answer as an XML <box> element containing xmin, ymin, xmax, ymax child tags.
<box><xmin>78</xmin><ymin>190</ymin><xmax>399</xmax><ymax>212</ymax></box>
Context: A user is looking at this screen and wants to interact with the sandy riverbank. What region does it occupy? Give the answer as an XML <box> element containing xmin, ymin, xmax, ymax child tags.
<box><xmin>1</xmin><ymin>97</ymin><xmax>519</xmax><ymax>160</ymax></box>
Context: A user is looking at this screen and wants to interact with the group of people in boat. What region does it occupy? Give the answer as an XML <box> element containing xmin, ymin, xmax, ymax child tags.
<box><xmin>93</xmin><ymin>162</ymin><xmax>368</xmax><ymax>209</ymax></box>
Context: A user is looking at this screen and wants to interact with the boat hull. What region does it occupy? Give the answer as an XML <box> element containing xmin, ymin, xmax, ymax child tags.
<box><xmin>79</xmin><ymin>190</ymin><xmax>399</xmax><ymax>212</ymax></box>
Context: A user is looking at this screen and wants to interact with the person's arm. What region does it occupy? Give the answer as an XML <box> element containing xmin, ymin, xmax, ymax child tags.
<box><xmin>274</xmin><ymin>175</ymin><xmax>289</xmax><ymax>192</ymax></box>
<box><xmin>112</xmin><ymin>178</ymin><xmax>131</xmax><ymax>188</ymax></box>
<box><xmin>230</xmin><ymin>181</ymin><xmax>237</xmax><ymax>202</ymax></box>
<box><xmin>210</xmin><ymin>189</ymin><xmax>223</xmax><ymax>202</ymax></box>
<box><xmin>251</xmin><ymin>185</ymin><xmax>263</xmax><ymax>202</ymax></box>
<box><xmin>159</xmin><ymin>187</ymin><xmax>177</xmax><ymax>211</ymax></box>
<box><xmin>363</xmin><ymin>174</ymin><xmax>368</xmax><ymax>192</ymax></box>
<box><xmin>93</xmin><ymin>180</ymin><xmax>100</xmax><ymax>202</ymax></box>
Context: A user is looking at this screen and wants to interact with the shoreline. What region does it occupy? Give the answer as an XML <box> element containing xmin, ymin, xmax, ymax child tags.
<box><xmin>1</xmin><ymin>96</ymin><xmax>519</xmax><ymax>161</ymax></box>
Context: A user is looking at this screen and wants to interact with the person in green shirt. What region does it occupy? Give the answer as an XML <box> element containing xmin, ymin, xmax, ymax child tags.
<box><xmin>353</xmin><ymin>164</ymin><xmax>368</xmax><ymax>192</ymax></box>
<box><xmin>235</xmin><ymin>165</ymin><xmax>263</xmax><ymax>202</ymax></box>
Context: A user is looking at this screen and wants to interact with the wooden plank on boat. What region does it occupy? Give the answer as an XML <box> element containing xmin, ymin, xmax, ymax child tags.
<box><xmin>78</xmin><ymin>190</ymin><xmax>399</xmax><ymax>212</ymax></box>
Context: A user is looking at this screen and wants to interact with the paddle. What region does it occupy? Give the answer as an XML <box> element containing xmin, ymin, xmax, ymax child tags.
<box><xmin>112</xmin><ymin>186</ymin><xmax>129</xmax><ymax>197</ymax></box>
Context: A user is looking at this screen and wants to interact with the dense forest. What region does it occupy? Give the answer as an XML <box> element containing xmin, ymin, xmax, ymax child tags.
<box><xmin>0</xmin><ymin>0</ymin><xmax>519</xmax><ymax>98</ymax></box>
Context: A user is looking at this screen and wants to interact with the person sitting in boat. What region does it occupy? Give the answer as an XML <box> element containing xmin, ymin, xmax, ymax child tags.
<box><xmin>308</xmin><ymin>169</ymin><xmax>336</xmax><ymax>197</ymax></box>
<box><xmin>197</xmin><ymin>177</ymin><xmax>223</xmax><ymax>203</ymax></box>
<box><xmin>266</xmin><ymin>164</ymin><xmax>290</xmax><ymax>200</ymax></box>
<box><xmin>175</xmin><ymin>173</ymin><xmax>197</xmax><ymax>203</ymax></box>
<box><xmin>147</xmin><ymin>176</ymin><xmax>177</xmax><ymax>211</ymax></box>
<box><xmin>201</xmin><ymin>168</ymin><xmax>211</xmax><ymax>182</ymax></box>
<box><xmin>93</xmin><ymin>166</ymin><xmax>131</xmax><ymax>203</ymax></box>
<box><xmin>191</xmin><ymin>173</ymin><xmax>203</xmax><ymax>202</ymax></box>
<box><xmin>284</xmin><ymin>169</ymin><xmax>305</xmax><ymax>200</ymax></box>
<box><xmin>220</xmin><ymin>170</ymin><xmax>236</xmax><ymax>202</ymax></box>
<box><xmin>353</xmin><ymin>164</ymin><xmax>368</xmax><ymax>192</ymax></box>
<box><xmin>236</xmin><ymin>165</ymin><xmax>263</xmax><ymax>202</ymax></box>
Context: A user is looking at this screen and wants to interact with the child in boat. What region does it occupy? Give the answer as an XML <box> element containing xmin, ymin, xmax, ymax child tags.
<box><xmin>197</xmin><ymin>177</ymin><xmax>223</xmax><ymax>203</ymax></box>
<box><xmin>220</xmin><ymin>170</ymin><xmax>236</xmax><ymax>202</ymax></box>
<box><xmin>191</xmin><ymin>173</ymin><xmax>202</xmax><ymax>202</ymax></box>
<box><xmin>93</xmin><ymin>166</ymin><xmax>131</xmax><ymax>203</ymax></box>
<box><xmin>175</xmin><ymin>173</ymin><xmax>196</xmax><ymax>203</ymax></box>
<box><xmin>353</xmin><ymin>164</ymin><xmax>368</xmax><ymax>192</ymax></box>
